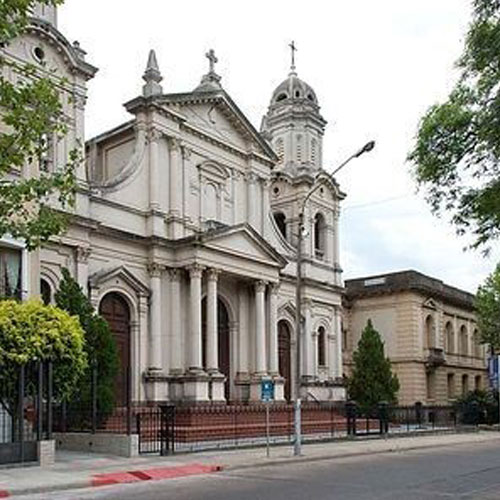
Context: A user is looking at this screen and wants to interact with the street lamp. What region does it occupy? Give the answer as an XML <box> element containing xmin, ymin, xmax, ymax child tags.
<box><xmin>293</xmin><ymin>140</ymin><xmax>375</xmax><ymax>457</ymax></box>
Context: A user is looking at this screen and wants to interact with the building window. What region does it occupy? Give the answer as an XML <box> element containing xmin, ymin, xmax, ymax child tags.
<box><xmin>447</xmin><ymin>373</ymin><xmax>455</xmax><ymax>399</ymax></box>
<box><xmin>475</xmin><ymin>375</ymin><xmax>481</xmax><ymax>391</ymax></box>
<box><xmin>311</xmin><ymin>138</ymin><xmax>317</xmax><ymax>165</ymax></box>
<box><xmin>314</xmin><ymin>212</ymin><xmax>326</xmax><ymax>259</ymax></box>
<box><xmin>0</xmin><ymin>247</ymin><xmax>22</xmax><ymax>299</ymax></box>
<box><xmin>296</xmin><ymin>135</ymin><xmax>302</xmax><ymax>163</ymax></box>
<box><xmin>425</xmin><ymin>315</ymin><xmax>435</xmax><ymax>348</ymax></box>
<box><xmin>445</xmin><ymin>321</ymin><xmax>454</xmax><ymax>354</ymax></box>
<box><xmin>460</xmin><ymin>326</ymin><xmax>468</xmax><ymax>356</ymax></box>
<box><xmin>473</xmin><ymin>329</ymin><xmax>481</xmax><ymax>357</ymax></box>
<box><xmin>40</xmin><ymin>278</ymin><xmax>52</xmax><ymax>305</ymax></box>
<box><xmin>462</xmin><ymin>374</ymin><xmax>469</xmax><ymax>395</ymax></box>
<box><xmin>317</xmin><ymin>326</ymin><xmax>326</xmax><ymax>367</ymax></box>
<box><xmin>273</xmin><ymin>212</ymin><xmax>287</xmax><ymax>240</ymax></box>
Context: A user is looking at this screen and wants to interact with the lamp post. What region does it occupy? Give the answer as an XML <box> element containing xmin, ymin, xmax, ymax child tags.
<box><xmin>293</xmin><ymin>140</ymin><xmax>375</xmax><ymax>457</ymax></box>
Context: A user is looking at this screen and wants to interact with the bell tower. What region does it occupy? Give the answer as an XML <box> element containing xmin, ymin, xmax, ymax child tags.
<box><xmin>261</xmin><ymin>42</ymin><xmax>327</xmax><ymax>175</ymax></box>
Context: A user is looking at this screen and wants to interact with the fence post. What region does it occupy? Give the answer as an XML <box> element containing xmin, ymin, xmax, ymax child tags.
<box><xmin>346</xmin><ymin>400</ymin><xmax>357</xmax><ymax>436</ymax></box>
<box><xmin>126</xmin><ymin>366</ymin><xmax>132</xmax><ymax>435</ymax></box>
<box><xmin>378</xmin><ymin>401</ymin><xmax>389</xmax><ymax>435</ymax></box>
<box><xmin>37</xmin><ymin>361</ymin><xmax>43</xmax><ymax>441</ymax></box>
<box><xmin>91</xmin><ymin>362</ymin><xmax>97</xmax><ymax>434</ymax></box>
<box><xmin>47</xmin><ymin>361</ymin><xmax>53</xmax><ymax>440</ymax></box>
<box><xmin>61</xmin><ymin>399</ymin><xmax>67</xmax><ymax>434</ymax></box>
<box><xmin>18</xmin><ymin>364</ymin><xmax>25</xmax><ymax>463</ymax></box>
<box><xmin>469</xmin><ymin>401</ymin><xmax>479</xmax><ymax>427</ymax></box>
<box><xmin>415</xmin><ymin>401</ymin><xmax>423</xmax><ymax>428</ymax></box>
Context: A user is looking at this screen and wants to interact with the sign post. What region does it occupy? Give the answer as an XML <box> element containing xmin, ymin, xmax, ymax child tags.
<box><xmin>261</xmin><ymin>378</ymin><xmax>275</xmax><ymax>458</ymax></box>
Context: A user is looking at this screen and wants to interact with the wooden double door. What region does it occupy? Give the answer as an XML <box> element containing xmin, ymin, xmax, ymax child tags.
<box><xmin>278</xmin><ymin>320</ymin><xmax>292</xmax><ymax>401</ymax></box>
<box><xmin>99</xmin><ymin>293</ymin><xmax>131</xmax><ymax>406</ymax></box>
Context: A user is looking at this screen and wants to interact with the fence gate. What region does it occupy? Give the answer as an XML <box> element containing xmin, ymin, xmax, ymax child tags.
<box><xmin>137</xmin><ymin>404</ymin><xmax>175</xmax><ymax>455</ymax></box>
<box><xmin>0</xmin><ymin>362</ymin><xmax>53</xmax><ymax>465</ymax></box>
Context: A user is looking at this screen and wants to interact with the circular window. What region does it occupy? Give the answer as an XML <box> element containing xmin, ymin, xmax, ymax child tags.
<box><xmin>273</xmin><ymin>186</ymin><xmax>280</xmax><ymax>195</ymax></box>
<box><xmin>33</xmin><ymin>46</ymin><xmax>45</xmax><ymax>63</ymax></box>
<box><xmin>295</xmin><ymin>90</ymin><xmax>301</xmax><ymax>98</ymax></box>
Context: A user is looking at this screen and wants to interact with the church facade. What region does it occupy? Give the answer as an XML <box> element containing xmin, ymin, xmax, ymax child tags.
<box><xmin>1</xmin><ymin>5</ymin><xmax>346</xmax><ymax>403</ymax></box>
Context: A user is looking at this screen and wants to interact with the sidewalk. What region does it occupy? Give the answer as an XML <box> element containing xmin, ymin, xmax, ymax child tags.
<box><xmin>1</xmin><ymin>431</ymin><xmax>499</xmax><ymax>497</ymax></box>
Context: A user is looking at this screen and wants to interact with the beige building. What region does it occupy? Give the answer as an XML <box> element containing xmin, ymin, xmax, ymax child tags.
<box><xmin>1</xmin><ymin>5</ymin><xmax>346</xmax><ymax>404</ymax></box>
<box><xmin>344</xmin><ymin>271</ymin><xmax>488</xmax><ymax>405</ymax></box>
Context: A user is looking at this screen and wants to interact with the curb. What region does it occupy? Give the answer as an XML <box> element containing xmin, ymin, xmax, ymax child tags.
<box><xmin>1</xmin><ymin>464</ymin><xmax>223</xmax><ymax>497</ymax></box>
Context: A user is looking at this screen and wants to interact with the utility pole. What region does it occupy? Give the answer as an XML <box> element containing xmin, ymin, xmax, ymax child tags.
<box><xmin>293</xmin><ymin>140</ymin><xmax>375</xmax><ymax>457</ymax></box>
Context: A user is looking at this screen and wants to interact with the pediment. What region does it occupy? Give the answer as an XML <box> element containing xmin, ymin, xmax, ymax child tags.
<box><xmin>200</xmin><ymin>224</ymin><xmax>287</xmax><ymax>268</ymax></box>
<box><xmin>158</xmin><ymin>91</ymin><xmax>277</xmax><ymax>161</ymax></box>
<box><xmin>89</xmin><ymin>265</ymin><xmax>150</xmax><ymax>296</ymax></box>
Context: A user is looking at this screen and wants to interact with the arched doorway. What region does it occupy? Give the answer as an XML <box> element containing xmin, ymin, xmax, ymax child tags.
<box><xmin>278</xmin><ymin>320</ymin><xmax>292</xmax><ymax>401</ymax></box>
<box><xmin>99</xmin><ymin>292</ymin><xmax>131</xmax><ymax>406</ymax></box>
<box><xmin>202</xmin><ymin>297</ymin><xmax>231</xmax><ymax>400</ymax></box>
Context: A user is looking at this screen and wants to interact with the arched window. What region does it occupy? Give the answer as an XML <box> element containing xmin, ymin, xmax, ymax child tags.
<box><xmin>317</xmin><ymin>326</ymin><xmax>326</xmax><ymax>367</ymax></box>
<box><xmin>462</xmin><ymin>374</ymin><xmax>469</xmax><ymax>395</ymax></box>
<box><xmin>273</xmin><ymin>212</ymin><xmax>287</xmax><ymax>240</ymax></box>
<box><xmin>445</xmin><ymin>321</ymin><xmax>454</xmax><ymax>353</ymax></box>
<box><xmin>276</xmin><ymin>93</ymin><xmax>287</xmax><ymax>102</ymax></box>
<box><xmin>40</xmin><ymin>278</ymin><xmax>52</xmax><ymax>305</ymax></box>
<box><xmin>314</xmin><ymin>212</ymin><xmax>326</xmax><ymax>259</ymax></box>
<box><xmin>460</xmin><ymin>325</ymin><xmax>468</xmax><ymax>356</ymax></box>
<box><xmin>475</xmin><ymin>375</ymin><xmax>482</xmax><ymax>391</ymax></box>
<box><xmin>275</xmin><ymin>138</ymin><xmax>284</xmax><ymax>163</ymax></box>
<box><xmin>424</xmin><ymin>315</ymin><xmax>435</xmax><ymax>348</ymax></box>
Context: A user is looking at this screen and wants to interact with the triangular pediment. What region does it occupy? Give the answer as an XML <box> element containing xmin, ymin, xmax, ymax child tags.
<box><xmin>200</xmin><ymin>223</ymin><xmax>287</xmax><ymax>268</ymax></box>
<box><xmin>89</xmin><ymin>265</ymin><xmax>150</xmax><ymax>296</ymax></box>
<box><xmin>158</xmin><ymin>91</ymin><xmax>277</xmax><ymax>161</ymax></box>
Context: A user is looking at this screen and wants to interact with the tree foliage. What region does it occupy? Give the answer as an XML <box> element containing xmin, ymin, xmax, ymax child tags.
<box><xmin>1</xmin><ymin>0</ymin><xmax>79</xmax><ymax>250</ymax></box>
<box><xmin>476</xmin><ymin>262</ymin><xmax>500</xmax><ymax>351</ymax></box>
<box><xmin>347</xmin><ymin>320</ymin><xmax>400</xmax><ymax>411</ymax></box>
<box><xmin>0</xmin><ymin>299</ymin><xmax>86</xmax><ymax>408</ymax></box>
<box><xmin>408</xmin><ymin>0</ymin><xmax>500</xmax><ymax>251</ymax></box>
<box><xmin>55</xmin><ymin>268</ymin><xmax>119</xmax><ymax>414</ymax></box>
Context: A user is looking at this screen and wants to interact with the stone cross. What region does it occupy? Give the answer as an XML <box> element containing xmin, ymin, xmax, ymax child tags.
<box><xmin>206</xmin><ymin>49</ymin><xmax>218</xmax><ymax>74</ymax></box>
<box><xmin>289</xmin><ymin>41</ymin><xmax>297</xmax><ymax>71</ymax></box>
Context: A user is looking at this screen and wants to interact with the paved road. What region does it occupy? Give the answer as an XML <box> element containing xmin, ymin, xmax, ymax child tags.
<box><xmin>23</xmin><ymin>440</ymin><xmax>500</xmax><ymax>499</ymax></box>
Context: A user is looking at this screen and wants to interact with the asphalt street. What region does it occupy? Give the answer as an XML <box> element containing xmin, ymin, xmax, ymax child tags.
<box><xmin>21</xmin><ymin>440</ymin><xmax>500</xmax><ymax>500</ymax></box>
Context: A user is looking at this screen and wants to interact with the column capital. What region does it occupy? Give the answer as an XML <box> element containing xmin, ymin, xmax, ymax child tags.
<box><xmin>146</xmin><ymin>128</ymin><xmax>163</xmax><ymax>144</ymax></box>
<box><xmin>207</xmin><ymin>268</ymin><xmax>220</xmax><ymax>282</ymax></box>
<box><xmin>269</xmin><ymin>282</ymin><xmax>280</xmax><ymax>295</ymax></box>
<box><xmin>167</xmin><ymin>268</ymin><xmax>182</xmax><ymax>282</ymax></box>
<box><xmin>76</xmin><ymin>246</ymin><xmax>91</xmax><ymax>264</ymax></box>
<box><xmin>181</xmin><ymin>145</ymin><xmax>192</xmax><ymax>160</ymax></box>
<box><xmin>187</xmin><ymin>264</ymin><xmax>205</xmax><ymax>279</ymax></box>
<box><xmin>168</xmin><ymin>136</ymin><xmax>182</xmax><ymax>152</ymax></box>
<box><xmin>254</xmin><ymin>280</ymin><xmax>267</xmax><ymax>293</ymax></box>
<box><xmin>147</xmin><ymin>262</ymin><xmax>164</xmax><ymax>278</ymax></box>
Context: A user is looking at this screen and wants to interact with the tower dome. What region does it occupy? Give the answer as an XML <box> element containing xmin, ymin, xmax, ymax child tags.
<box><xmin>271</xmin><ymin>73</ymin><xmax>318</xmax><ymax>105</ymax></box>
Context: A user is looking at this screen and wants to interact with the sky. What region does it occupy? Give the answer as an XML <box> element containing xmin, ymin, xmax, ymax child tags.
<box><xmin>59</xmin><ymin>0</ymin><xmax>499</xmax><ymax>293</ymax></box>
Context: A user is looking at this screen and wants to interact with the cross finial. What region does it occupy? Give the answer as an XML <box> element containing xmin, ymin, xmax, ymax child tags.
<box><xmin>206</xmin><ymin>49</ymin><xmax>218</xmax><ymax>74</ymax></box>
<box><xmin>289</xmin><ymin>41</ymin><xmax>297</xmax><ymax>73</ymax></box>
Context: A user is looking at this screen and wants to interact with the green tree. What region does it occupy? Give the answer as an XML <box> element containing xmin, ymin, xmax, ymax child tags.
<box><xmin>476</xmin><ymin>262</ymin><xmax>500</xmax><ymax>351</ymax></box>
<box><xmin>408</xmin><ymin>0</ymin><xmax>500</xmax><ymax>251</ymax></box>
<box><xmin>1</xmin><ymin>0</ymin><xmax>79</xmax><ymax>250</ymax></box>
<box><xmin>348</xmin><ymin>320</ymin><xmax>400</xmax><ymax>411</ymax></box>
<box><xmin>0</xmin><ymin>299</ymin><xmax>86</xmax><ymax>411</ymax></box>
<box><xmin>55</xmin><ymin>268</ymin><xmax>119</xmax><ymax>414</ymax></box>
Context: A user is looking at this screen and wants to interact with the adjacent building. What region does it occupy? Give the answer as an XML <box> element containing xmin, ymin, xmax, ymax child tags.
<box><xmin>344</xmin><ymin>271</ymin><xmax>488</xmax><ymax>405</ymax></box>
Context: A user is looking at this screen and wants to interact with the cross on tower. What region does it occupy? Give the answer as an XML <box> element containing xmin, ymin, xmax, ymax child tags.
<box><xmin>206</xmin><ymin>49</ymin><xmax>218</xmax><ymax>74</ymax></box>
<box><xmin>289</xmin><ymin>41</ymin><xmax>297</xmax><ymax>72</ymax></box>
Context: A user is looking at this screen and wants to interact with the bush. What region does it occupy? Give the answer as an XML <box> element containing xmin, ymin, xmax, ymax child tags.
<box><xmin>455</xmin><ymin>389</ymin><xmax>499</xmax><ymax>425</ymax></box>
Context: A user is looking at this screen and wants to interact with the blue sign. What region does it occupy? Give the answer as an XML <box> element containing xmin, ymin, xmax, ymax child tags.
<box><xmin>488</xmin><ymin>356</ymin><xmax>499</xmax><ymax>390</ymax></box>
<box><xmin>261</xmin><ymin>378</ymin><xmax>275</xmax><ymax>402</ymax></box>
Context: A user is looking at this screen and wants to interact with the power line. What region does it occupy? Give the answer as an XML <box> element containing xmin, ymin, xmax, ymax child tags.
<box><xmin>343</xmin><ymin>194</ymin><xmax>413</xmax><ymax>211</ymax></box>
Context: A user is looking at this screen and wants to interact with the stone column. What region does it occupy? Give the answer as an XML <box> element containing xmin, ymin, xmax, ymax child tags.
<box><xmin>168</xmin><ymin>137</ymin><xmax>183</xmax><ymax>239</ymax></box>
<box><xmin>188</xmin><ymin>265</ymin><xmax>204</xmax><ymax>373</ymax></box>
<box><xmin>254</xmin><ymin>280</ymin><xmax>267</xmax><ymax>376</ymax></box>
<box><xmin>148</xmin><ymin>129</ymin><xmax>161</xmax><ymax>209</ymax></box>
<box><xmin>261</xmin><ymin>179</ymin><xmax>271</xmax><ymax>235</ymax></box>
<box><xmin>303</xmin><ymin>299</ymin><xmax>313</xmax><ymax>380</ymax></box>
<box><xmin>333</xmin><ymin>206</ymin><xmax>341</xmax><ymax>286</ymax></box>
<box><xmin>148</xmin><ymin>263</ymin><xmax>163</xmax><ymax>372</ymax></box>
<box><xmin>247</xmin><ymin>173</ymin><xmax>259</xmax><ymax>229</ymax></box>
<box><xmin>168</xmin><ymin>269</ymin><xmax>182</xmax><ymax>375</ymax></box>
<box><xmin>75</xmin><ymin>246</ymin><xmax>90</xmax><ymax>291</ymax></box>
<box><xmin>206</xmin><ymin>269</ymin><xmax>220</xmax><ymax>374</ymax></box>
<box><xmin>237</xmin><ymin>286</ymin><xmax>250</xmax><ymax>376</ymax></box>
<box><xmin>268</xmin><ymin>283</ymin><xmax>279</xmax><ymax>376</ymax></box>
<box><xmin>334</xmin><ymin>307</ymin><xmax>343</xmax><ymax>378</ymax></box>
